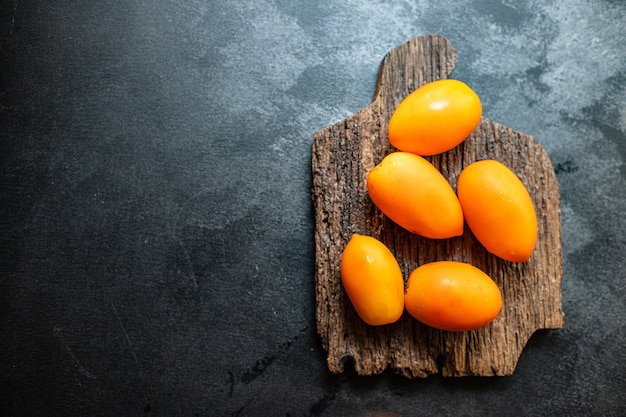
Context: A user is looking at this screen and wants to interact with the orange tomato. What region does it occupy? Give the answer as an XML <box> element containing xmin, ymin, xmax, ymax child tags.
<box><xmin>340</xmin><ymin>234</ymin><xmax>404</xmax><ymax>326</ymax></box>
<box><xmin>367</xmin><ymin>152</ymin><xmax>464</xmax><ymax>239</ymax></box>
<box><xmin>388</xmin><ymin>79</ymin><xmax>482</xmax><ymax>156</ymax></box>
<box><xmin>404</xmin><ymin>261</ymin><xmax>502</xmax><ymax>332</ymax></box>
<box><xmin>457</xmin><ymin>159</ymin><xmax>538</xmax><ymax>263</ymax></box>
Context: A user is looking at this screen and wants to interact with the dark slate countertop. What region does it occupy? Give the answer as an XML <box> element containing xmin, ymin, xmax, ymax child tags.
<box><xmin>1</xmin><ymin>1</ymin><xmax>624</xmax><ymax>416</ymax></box>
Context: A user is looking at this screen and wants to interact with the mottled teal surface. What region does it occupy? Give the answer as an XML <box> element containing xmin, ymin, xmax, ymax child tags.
<box><xmin>1</xmin><ymin>1</ymin><xmax>624</xmax><ymax>416</ymax></box>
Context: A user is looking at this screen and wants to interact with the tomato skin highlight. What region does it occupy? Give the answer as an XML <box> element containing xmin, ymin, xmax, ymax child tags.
<box><xmin>388</xmin><ymin>79</ymin><xmax>482</xmax><ymax>156</ymax></box>
<box><xmin>340</xmin><ymin>234</ymin><xmax>405</xmax><ymax>326</ymax></box>
<box><xmin>457</xmin><ymin>160</ymin><xmax>538</xmax><ymax>263</ymax></box>
<box><xmin>367</xmin><ymin>152</ymin><xmax>464</xmax><ymax>239</ymax></box>
<box><xmin>404</xmin><ymin>261</ymin><xmax>502</xmax><ymax>332</ymax></box>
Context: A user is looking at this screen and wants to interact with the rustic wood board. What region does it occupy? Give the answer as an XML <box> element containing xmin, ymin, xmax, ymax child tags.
<box><xmin>311</xmin><ymin>35</ymin><xmax>564</xmax><ymax>377</ymax></box>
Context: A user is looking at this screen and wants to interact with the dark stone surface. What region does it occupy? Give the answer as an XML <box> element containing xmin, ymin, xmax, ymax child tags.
<box><xmin>1</xmin><ymin>1</ymin><xmax>624</xmax><ymax>416</ymax></box>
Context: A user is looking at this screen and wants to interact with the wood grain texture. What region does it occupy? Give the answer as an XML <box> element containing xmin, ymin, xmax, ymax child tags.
<box><xmin>311</xmin><ymin>35</ymin><xmax>564</xmax><ymax>377</ymax></box>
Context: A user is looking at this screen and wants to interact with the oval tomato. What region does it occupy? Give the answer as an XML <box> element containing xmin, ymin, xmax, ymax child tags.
<box><xmin>340</xmin><ymin>234</ymin><xmax>405</xmax><ymax>326</ymax></box>
<box><xmin>367</xmin><ymin>152</ymin><xmax>464</xmax><ymax>239</ymax></box>
<box><xmin>388</xmin><ymin>79</ymin><xmax>482</xmax><ymax>156</ymax></box>
<box><xmin>457</xmin><ymin>159</ymin><xmax>538</xmax><ymax>263</ymax></box>
<box><xmin>404</xmin><ymin>261</ymin><xmax>502</xmax><ymax>332</ymax></box>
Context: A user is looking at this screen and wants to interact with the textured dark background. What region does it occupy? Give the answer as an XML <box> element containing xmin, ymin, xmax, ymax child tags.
<box><xmin>1</xmin><ymin>1</ymin><xmax>624</xmax><ymax>416</ymax></box>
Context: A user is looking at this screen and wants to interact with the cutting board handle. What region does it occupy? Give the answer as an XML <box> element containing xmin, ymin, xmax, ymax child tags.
<box><xmin>374</xmin><ymin>35</ymin><xmax>458</xmax><ymax>108</ymax></box>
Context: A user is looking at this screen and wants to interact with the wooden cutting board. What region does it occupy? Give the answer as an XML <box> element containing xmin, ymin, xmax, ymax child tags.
<box><xmin>311</xmin><ymin>35</ymin><xmax>564</xmax><ymax>377</ymax></box>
